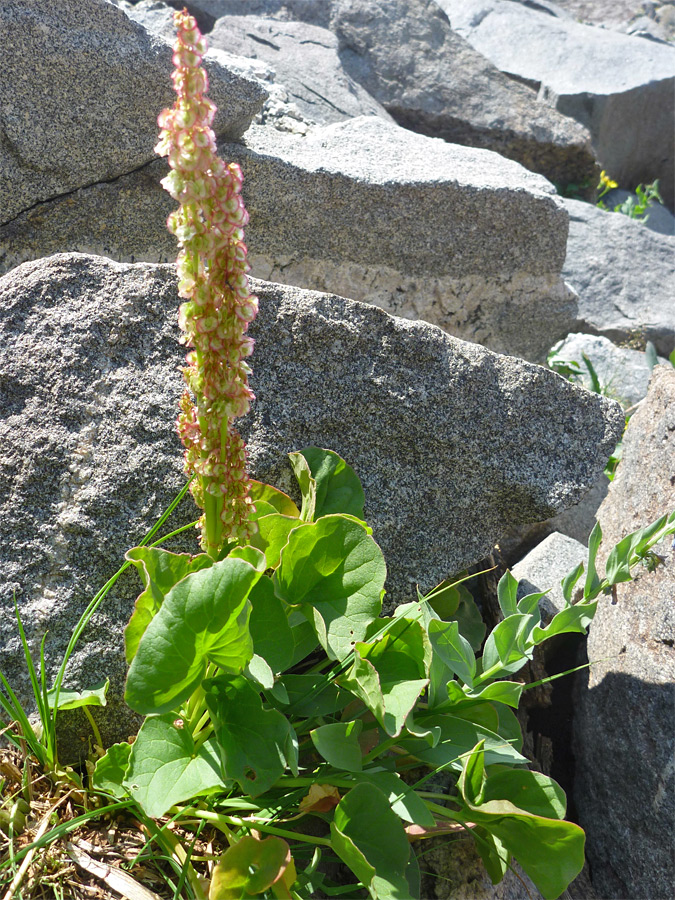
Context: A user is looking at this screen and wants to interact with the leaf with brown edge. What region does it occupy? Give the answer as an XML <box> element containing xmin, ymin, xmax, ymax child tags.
<box><xmin>299</xmin><ymin>783</ymin><xmax>341</xmax><ymax>813</ymax></box>
<box><xmin>209</xmin><ymin>835</ymin><xmax>293</xmax><ymax>899</ymax></box>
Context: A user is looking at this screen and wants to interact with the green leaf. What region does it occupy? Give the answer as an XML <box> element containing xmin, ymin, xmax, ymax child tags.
<box><xmin>341</xmin><ymin>619</ymin><xmax>429</xmax><ymax>737</ymax></box>
<box><xmin>463</xmin><ymin>680</ymin><xmax>525</xmax><ymax>710</ymax></box>
<box><xmin>204</xmin><ymin>675</ymin><xmax>291</xmax><ymax>797</ymax></box>
<box><xmin>296</xmin><ymin>447</ymin><xmax>366</xmax><ymax>519</ymax></box>
<box><xmin>404</xmin><ymin>845</ymin><xmax>421</xmax><ymax>900</ymax></box>
<box><xmin>402</xmin><ymin>714</ymin><xmax>526</xmax><ymax>770</ymax></box>
<box><xmin>483</xmin><ymin>767</ymin><xmax>566</xmax><ymax>820</ymax></box>
<box><xmin>516</xmin><ymin>591</ymin><xmax>546</xmax><ymax>618</ymax></box>
<box><xmin>426</xmin><ymin>580</ymin><xmax>460</xmax><ymax>619</ymax></box>
<box><xmin>249</xmin><ymin>480</ymin><xmax>300</xmax><ymax>518</ymax></box>
<box><xmin>428</xmin><ymin>620</ymin><xmax>476</xmax><ymax>688</ymax></box>
<box><xmin>245</xmin><ymin>654</ymin><xmax>275</xmax><ymax>691</ymax></box>
<box><xmin>584</xmin><ymin>521</ymin><xmax>603</xmax><ymax>599</ymax></box>
<box><xmin>92</xmin><ymin>742</ymin><xmax>131</xmax><ymax>799</ymax></box>
<box><xmin>47</xmin><ymin>679</ymin><xmax>109</xmax><ymax>711</ymax></box>
<box><xmin>497</xmin><ymin>571</ymin><xmax>519</xmax><ymax>617</ymax></box>
<box><xmin>248</xmin><ymin>577</ymin><xmax>294</xmax><ymax>674</ymax></box>
<box><xmin>288</xmin><ymin>451</ymin><xmax>316</xmax><ymax>522</ymax></box>
<box><xmin>480</xmin><ymin>614</ymin><xmax>535</xmax><ymax>679</ymax></box>
<box><xmin>669</xmin><ymin>348</ymin><xmax>675</xmax><ymax>367</ymax></box>
<box><xmin>466</xmin><ymin>806</ymin><xmax>584</xmax><ymax>899</ymax></box>
<box><xmin>249</xmin><ymin>514</ymin><xmax>299</xmax><ymax>569</ymax></box>
<box><xmin>462</xmin><ymin>738</ymin><xmax>487</xmax><ymax>806</ymax></box>
<box><xmin>226</xmin><ymin>545</ymin><xmax>266</xmax><ymax>571</ymax></box>
<box><xmin>530</xmin><ymin>601</ymin><xmax>597</xmax><ymax>643</ymax></box>
<box><xmin>561</xmin><ymin>561</ymin><xmax>584</xmax><ymax>605</ymax></box>
<box><xmin>473</xmin><ymin>827</ymin><xmax>509</xmax><ymax>885</ymax></box>
<box><xmin>450</xmin><ymin>586</ymin><xmax>486</xmax><ymax>651</ymax></box>
<box><xmin>354</xmin><ymin>771</ymin><xmax>435</xmax><ymax>828</ymax></box>
<box><xmin>457</xmin><ymin>745</ymin><xmax>585</xmax><ymax>900</ymax></box>
<box><xmin>277</xmin><ymin>674</ymin><xmax>349</xmax><ymax>717</ymax></box>
<box><xmin>274</xmin><ymin>515</ymin><xmax>385</xmax><ymax>660</ymax></box>
<box><xmin>286</xmin><ymin>610</ymin><xmax>321</xmax><ymax>668</ymax></box>
<box><xmin>311</xmin><ymin>721</ymin><xmax>363</xmax><ymax>772</ymax></box>
<box><xmin>605</xmin><ymin>513</ymin><xmax>674</xmax><ymax>585</ymax></box>
<box><xmin>124</xmin><ymin>546</ymin><xmax>212</xmax><ymax>663</ymax></box>
<box><xmin>125</xmin><ymin>557</ymin><xmax>260</xmax><ymax>716</ymax></box>
<box><xmin>123</xmin><ymin>715</ymin><xmax>226</xmax><ymax>817</ymax></box>
<box><xmin>210</xmin><ymin>835</ymin><xmax>291</xmax><ymax>899</ymax></box>
<box><xmin>331</xmin><ymin>783</ymin><xmax>410</xmax><ymax>899</ymax></box>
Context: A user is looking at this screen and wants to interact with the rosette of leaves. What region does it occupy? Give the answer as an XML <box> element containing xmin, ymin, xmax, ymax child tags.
<box><xmin>93</xmin><ymin>448</ymin><xmax>675</xmax><ymax>900</ymax></box>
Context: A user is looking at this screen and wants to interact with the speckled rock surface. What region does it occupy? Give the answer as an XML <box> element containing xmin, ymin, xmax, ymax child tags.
<box><xmin>207</xmin><ymin>15</ymin><xmax>391</xmax><ymax>125</ymax></box>
<box><xmin>512</xmin><ymin>531</ymin><xmax>588</xmax><ymax>624</ymax></box>
<box><xmin>549</xmin><ymin>332</ymin><xmax>666</xmax><ymax>408</ymax></box>
<box><xmin>441</xmin><ymin>0</ymin><xmax>675</xmax><ymax>208</ymax></box>
<box><xmin>193</xmin><ymin>0</ymin><xmax>597</xmax><ymax>191</ymax></box>
<box><xmin>0</xmin><ymin>116</ymin><xmax>577</xmax><ymax>362</ymax></box>
<box><xmin>563</xmin><ymin>199</ymin><xmax>675</xmax><ymax>357</ymax></box>
<box><xmin>0</xmin><ymin>253</ymin><xmax>623</xmax><ymax>750</ymax></box>
<box><xmin>327</xmin><ymin>0</ymin><xmax>597</xmax><ymax>192</ymax></box>
<box><xmin>232</xmin><ymin>117</ymin><xmax>578</xmax><ymax>362</ymax></box>
<box><xmin>0</xmin><ymin>0</ymin><xmax>266</xmax><ymax>226</ymax></box>
<box><xmin>574</xmin><ymin>365</ymin><xmax>675</xmax><ymax>900</ymax></box>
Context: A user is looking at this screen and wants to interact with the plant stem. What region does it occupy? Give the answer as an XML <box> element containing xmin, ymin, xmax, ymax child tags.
<box><xmin>179</xmin><ymin>808</ymin><xmax>333</xmax><ymax>848</ymax></box>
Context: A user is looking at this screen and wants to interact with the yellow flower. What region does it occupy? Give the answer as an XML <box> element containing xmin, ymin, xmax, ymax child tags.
<box><xmin>599</xmin><ymin>170</ymin><xmax>618</xmax><ymax>190</ymax></box>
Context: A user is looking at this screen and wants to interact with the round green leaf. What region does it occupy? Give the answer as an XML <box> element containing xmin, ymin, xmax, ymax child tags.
<box><xmin>123</xmin><ymin>715</ymin><xmax>227</xmax><ymax>818</ymax></box>
<box><xmin>310</xmin><ymin>721</ymin><xmax>363</xmax><ymax>772</ymax></box>
<box><xmin>125</xmin><ymin>558</ymin><xmax>260</xmax><ymax>716</ymax></box>
<box><xmin>204</xmin><ymin>675</ymin><xmax>291</xmax><ymax>797</ymax></box>
<box><xmin>274</xmin><ymin>515</ymin><xmax>385</xmax><ymax>660</ymax></box>
<box><xmin>331</xmin><ymin>783</ymin><xmax>410</xmax><ymax>899</ymax></box>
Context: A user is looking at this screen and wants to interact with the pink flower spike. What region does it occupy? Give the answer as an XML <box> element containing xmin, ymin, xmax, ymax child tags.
<box><xmin>158</xmin><ymin>6</ymin><xmax>258</xmax><ymax>555</ymax></box>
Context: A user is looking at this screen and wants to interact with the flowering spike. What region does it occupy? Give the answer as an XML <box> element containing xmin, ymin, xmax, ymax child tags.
<box><xmin>157</xmin><ymin>8</ymin><xmax>257</xmax><ymax>555</ymax></box>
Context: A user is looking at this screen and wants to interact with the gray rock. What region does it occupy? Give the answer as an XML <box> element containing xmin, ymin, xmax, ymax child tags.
<box><xmin>184</xmin><ymin>0</ymin><xmax>333</xmax><ymax>28</ymax></box>
<box><xmin>189</xmin><ymin>0</ymin><xmax>598</xmax><ymax>191</ymax></box>
<box><xmin>120</xmin><ymin>1</ymin><xmax>319</xmax><ymax>134</ymax></box>
<box><xmin>208</xmin><ymin>15</ymin><xmax>392</xmax><ymax>125</ymax></box>
<box><xmin>600</xmin><ymin>187</ymin><xmax>675</xmax><ymax>236</ymax></box>
<box><xmin>512</xmin><ymin>532</ymin><xmax>588</xmax><ymax>623</ymax></box>
<box><xmin>574</xmin><ymin>365</ymin><xmax>675</xmax><ymax>900</ymax></box>
<box><xmin>562</xmin><ymin>198</ymin><xmax>675</xmax><ymax>357</ymax></box>
<box><xmin>549</xmin><ymin>332</ymin><xmax>666</xmax><ymax>408</ymax></box>
<box><xmin>498</xmin><ymin>472</ymin><xmax>610</xmax><ymax>563</ymax></box>
<box><xmin>229</xmin><ymin>117</ymin><xmax>579</xmax><ymax>363</ymax></box>
<box><xmin>0</xmin><ymin>0</ymin><xmax>266</xmax><ymax>226</ymax></box>
<box><xmin>0</xmin><ymin>252</ymin><xmax>623</xmax><ymax>750</ymax></box>
<box><xmin>441</xmin><ymin>0</ymin><xmax>675</xmax><ymax>208</ymax></box>
<box><xmin>331</xmin><ymin>0</ymin><xmax>597</xmax><ymax>193</ymax></box>
<box><xmin>0</xmin><ymin>116</ymin><xmax>578</xmax><ymax>362</ymax></box>
<box><xmin>552</xmin><ymin>1</ymin><xmax>675</xmax><ymax>42</ymax></box>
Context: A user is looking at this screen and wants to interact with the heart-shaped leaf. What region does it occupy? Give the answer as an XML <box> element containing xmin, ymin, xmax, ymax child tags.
<box><xmin>204</xmin><ymin>675</ymin><xmax>292</xmax><ymax>797</ymax></box>
<box><xmin>124</xmin><ymin>547</ymin><xmax>213</xmax><ymax>663</ymax></box>
<box><xmin>248</xmin><ymin>577</ymin><xmax>294</xmax><ymax>674</ymax></box>
<box><xmin>123</xmin><ymin>715</ymin><xmax>227</xmax><ymax>817</ymax></box>
<box><xmin>125</xmin><ymin>557</ymin><xmax>260</xmax><ymax>715</ymax></box>
<box><xmin>331</xmin><ymin>783</ymin><xmax>410</xmax><ymax>899</ymax></box>
<box><xmin>92</xmin><ymin>742</ymin><xmax>131</xmax><ymax>799</ymax></box>
<box><xmin>295</xmin><ymin>447</ymin><xmax>366</xmax><ymax>519</ymax></box>
<box><xmin>311</xmin><ymin>721</ymin><xmax>363</xmax><ymax>772</ymax></box>
<box><xmin>209</xmin><ymin>835</ymin><xmax>293</xmax><ymax>899</ymax></box>
<box><xmin>249</xmin><ymin>480</ymin><xmax>300</xmax><ymax>518</ymax></box>
<box><xmin>249</xmin><ymin>513</ymin><xmax>300</xmax><ymax>569</ymax></box>
<box><xmin>274</xmin><ymin>515</ymin><xmax>385</xmax><ymax>660</ymax></box>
